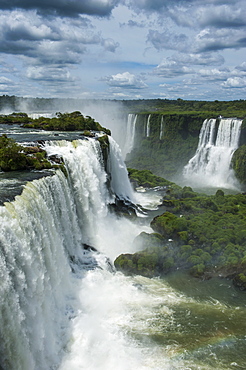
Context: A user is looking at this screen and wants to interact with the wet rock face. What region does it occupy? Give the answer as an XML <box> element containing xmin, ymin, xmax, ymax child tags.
<box><xmin>239</xmin><ymin>121</ymin><xmax>246</xmax><ymax>146</ymax></box>
<box><xmin>108</xmin><ymin>196</ymin><xmax>139</xmax><ymax>218</ymax></box>
<box><xmin>232</xmin><ymin>145</ymin><xmax>246</xmax><ymax>188</ymax></box>
<box><xmin>69</xmin><ymin>244</ymin><xmax>114</xmax><ymax>274</ymax></box>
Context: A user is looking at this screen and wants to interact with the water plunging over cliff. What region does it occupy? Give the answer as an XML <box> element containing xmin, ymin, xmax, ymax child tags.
<box><xmin>160</xmin><ymin>116</ymin><xmax>164</xmax><ymax>140</ymax></box>
<box><xmin>122</xmin><ymin>114</ymin><xmax>137</xmax><ymax>159</ymax></box>
<box><xmin>183</xmin><ymin>117</ymin><xmax>243</xmax><ymax>190</ymax></box>
<box><xmin>0</xmin><ymin>137</ymin><xmax>146</xmax><ymax>370</ymax></box>
<box><xmin>146</xmin><ymin>114</ymin><xmax>151</xmax><ymax>137</ymax></box>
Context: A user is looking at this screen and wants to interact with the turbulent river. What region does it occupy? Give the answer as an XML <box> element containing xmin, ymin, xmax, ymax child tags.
<box><xmin>0</xmin><ymin>125</ymin><xmax>246</xmax><ymax>370</ymax></box>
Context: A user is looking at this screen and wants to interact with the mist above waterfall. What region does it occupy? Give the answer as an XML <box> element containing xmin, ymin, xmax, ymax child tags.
<box><xmin>15</xmin><ymin>98</ymin><xmax>128</xmax><ymax>152</ymax></box>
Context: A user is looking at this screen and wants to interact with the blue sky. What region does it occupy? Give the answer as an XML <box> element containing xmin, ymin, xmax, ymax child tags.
<box><xmin>0</xmin><ymin>0</ymin><xmax>245</xmax><ymax>100</ymax></box>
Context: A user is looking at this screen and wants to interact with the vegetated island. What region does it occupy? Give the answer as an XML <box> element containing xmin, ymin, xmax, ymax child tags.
<box><xmin>0</xmin><ymin>111</ymin><xmax>111</xmax><ymax>134</ymax></box>
<box><xmin>0</xmin><ymin>111</ymin><xmax>110</xmax><ymax>172</ymax></box>
<box><xmin>115</xmin><ymin>169</ymin><xmax>246</xmax><ymax>290</ymax></box>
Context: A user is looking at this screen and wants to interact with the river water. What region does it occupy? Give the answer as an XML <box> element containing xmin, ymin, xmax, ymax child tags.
<box><xmin>0</xmin><ymin>124</ymin><xmax>245</xmax><ymax>370</ymax></box>
<box><xmin>58</xmin><ymin>268</ymin><xmax>246</xmax><ymax>370</ymax></box>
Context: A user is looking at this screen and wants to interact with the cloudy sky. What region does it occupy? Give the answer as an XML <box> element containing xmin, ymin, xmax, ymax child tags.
<box><xmin>0</xmin><ymin>0</ymin><xmax>245</xmax><ymax>100</ymax></box>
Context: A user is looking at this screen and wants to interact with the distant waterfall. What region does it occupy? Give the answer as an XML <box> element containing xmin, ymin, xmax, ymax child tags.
<box><xmin>122</xmin><ymin>113</ymin><xmax>137</xmax><ymax>159</ymax></box>
<box><xmin>160</xmin><ymin>116</ymin><xmax>164</xmax><ymax>140</ymax></box>
<box><xmin>183</xmin><ymin>118</ymin><xmax>243</xmax><ymax>189</ymax></box>
<box><xmin>146</xmin><ymin>114</ymin><xmax>151</xmax><ymax>137</ymax></box>
<box><xmin>0</xmin><ymin>137</ymin><xmax>136</xmax><ymax>370</ymax></box>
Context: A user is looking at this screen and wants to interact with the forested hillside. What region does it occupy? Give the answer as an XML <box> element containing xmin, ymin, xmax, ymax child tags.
<box><xmin>0</xmin><ymin>95</ymin><xmax>245</xmax><ymax>117</ymax></box>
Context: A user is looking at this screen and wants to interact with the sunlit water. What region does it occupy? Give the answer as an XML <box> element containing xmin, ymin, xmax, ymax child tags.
<box><xmin>59</xmin><ymin>269</ymin><xmax>246</xmax><ymax>370</ymax></box>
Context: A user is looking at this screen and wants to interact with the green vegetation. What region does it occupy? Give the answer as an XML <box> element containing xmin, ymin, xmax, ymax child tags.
<box><xmin>122</xmin><ymin>98</ymin><xmax>246</xmax><ymax>117</ymax></box>
<box><xmin>23</xmin><ymin>111</ymin><xmax>111</xmax><ymax>134</ymax></box>
<box><xmin>0</xmin><ymin>135</ymin><xmax>28</xmax><ymax>171</ymax></box>
<box><xmin>128</xmin><ymin>168</ymin><xmax>175</xmax><ymax>188</ymax></box>
<box><xmin>0</xmin><ymin>135</ymin><xmax>55</xmax><ymax>172</ymax></box>
<box><xmin>0</xmin><ymin>133</ymin><xmax>110</xmax><ymax>174</ymax></box>
<box><xmin>0</xmin><ymin>111</ymin><xmax>110</xmax><ymax>135</ymax></box>
<box><xmin>96</xmin><ymin>134</ymin><xmax>110</xmax><ymax>165</ymax></box>
<box><xmin>0</xmin><ymin>112</ymin><xmax>29</xmax><ymax>125</ymax></box>
<box><xmin>1</xmin><ymin>95</ymin><xmax>245</xmax><ymax>117</ymax></box>
<box><xmin>114</xmin><ymin>179</ymin><xmax>246</xmax><ymax>288</ymax></box>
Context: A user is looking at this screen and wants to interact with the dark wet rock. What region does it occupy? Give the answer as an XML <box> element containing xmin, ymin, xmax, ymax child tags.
<box><xmin>69</xmin><ymin>243</ymin><xmax>114</xmax><ymax>274</ymax></box>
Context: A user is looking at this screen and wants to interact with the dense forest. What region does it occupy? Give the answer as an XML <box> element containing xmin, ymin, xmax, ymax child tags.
<box><xmin>122</xmin><ymin>98</ymin><xmax>246</xmax><ymax>117</ymax></box>
<box><xmin>0</xmin><ymin>95</ymin><xmax>245</xmax><ymax>117</ymax></box>
<box><xmin>116</xmin><ymin>169</ymin><xmax>246</xmax><ymax>290</ymax></box>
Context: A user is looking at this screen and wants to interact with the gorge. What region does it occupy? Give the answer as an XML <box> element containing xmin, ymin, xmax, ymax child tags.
<box><xmin>124</xmin><ymin>113</ymin><xmax>245</xmax><ymax>191</ymax></box>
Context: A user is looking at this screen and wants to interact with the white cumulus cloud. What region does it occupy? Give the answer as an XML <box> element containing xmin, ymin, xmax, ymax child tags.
<box><xmin>222</xmin><ymin>76</ymin><xmax>246</xmax><ymax>88</ymax></box>
<box><xmin>102</xmin><ymin>72</ymin><xmax>147</xmax><ymax>89</ymax></box>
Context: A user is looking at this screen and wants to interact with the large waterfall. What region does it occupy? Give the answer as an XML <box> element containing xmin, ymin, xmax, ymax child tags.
<box><xmin>1</xmin><ymin>126</ymin><xmax>246</xmax><ymax>370</ymax></box>
<box><xmin>183</xmin><ymin>117</ymin><xmax>243</xmax><ymax>190</ymax></box>
<box><xmin>0</xmin><ymin>137</ymin><xmax>148</xmax><ymax>370</ymax></box>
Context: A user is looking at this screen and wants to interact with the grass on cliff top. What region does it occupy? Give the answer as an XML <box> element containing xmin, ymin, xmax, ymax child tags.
<box><xmin>128</xmin><ymin>168</ymin><xmax>179</xmax><ymax>189</ymax></box>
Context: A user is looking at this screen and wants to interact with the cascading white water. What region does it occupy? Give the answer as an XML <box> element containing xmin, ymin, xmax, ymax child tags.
<box><xmin>146</xmin><ymin>114</ymin><xmax>151</xmax><ymax>137</ymax></box>
<box><xmin>107</xmin><ymin>136</ymin><xmax>135</xmax><ymax>202</ymax></box>
<box><xmin>183</xmin><ymin>117</ymin><xmax>243</xmax><ymax>190</ymax></box>
<box><xmin>0</xmin><ymin>171</ymin><xmax>79</xmax><ymax>370</ymax></box>
<box><xmin>0</xmin><ymin>136</ymin><xmax>152</xmax><ymax>370</ymax></box>
<box><xmin>43</xmin><ymin>139</ymin><xmax>111</xmax><ymax>246</ymax></box>
<box><xmin>122</xmin><ymin>114</ymin><xmax>137</xmax><ymax>159</ymax></box>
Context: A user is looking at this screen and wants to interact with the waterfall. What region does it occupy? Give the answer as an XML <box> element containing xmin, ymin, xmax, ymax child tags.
<box><xmin>43</xmin><ymin>139</ymin><xmax>111</xmax><ymax>246</ymax></box>
<box><xmin>146</xmin><ymin>114</ymin><xmax>151</xmax><ymax>137</ymax></box>
<box><xmin>107</xmin><ymin>136</ymin><xmax>135</xmax><ymax>202</ymax></box>
<box><xmin>160</xmin><ymin>116</ymin><xmax>164</xmax><ymax>140</ymax></box>
<box><xmin>0</xmin><ymin>136</ymin><xmax>138</xmax><ymax>370</ymax></box>
<box><xmin>183</xmin><ymin>117</ymin><xmax>243</xmax><ymax>189</ymax></box>
<box><xmin>122</xmin><ymin>114</ymin><xmax>137</xmax><ymax>159</ymax></box>
<box><xmin>0</xmin><ymin>171</ymin><xmax>79</xmax><ymax>370</ymax></box>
